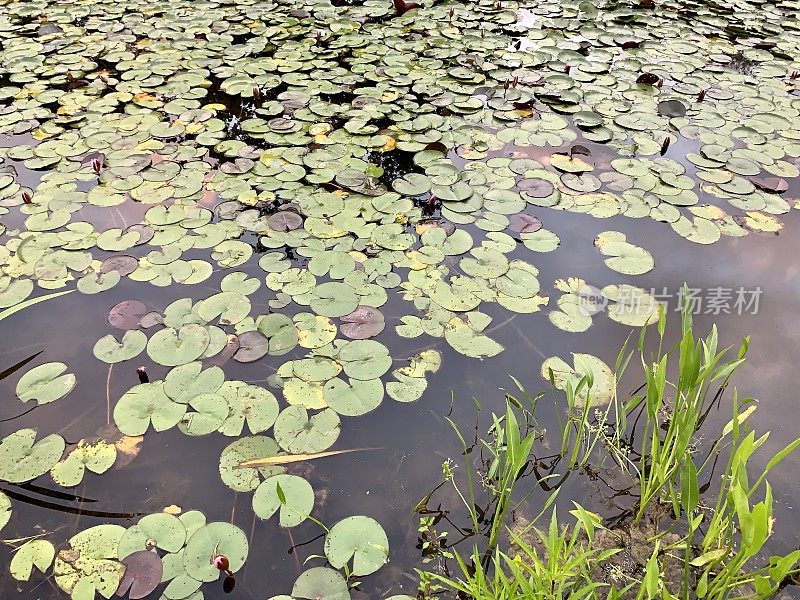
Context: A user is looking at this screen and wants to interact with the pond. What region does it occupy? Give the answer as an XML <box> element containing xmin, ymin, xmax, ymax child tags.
<box><xmin>1</xmin><ymin>0</ymin><xmax>800</xmax><ymax>598</ymax></box>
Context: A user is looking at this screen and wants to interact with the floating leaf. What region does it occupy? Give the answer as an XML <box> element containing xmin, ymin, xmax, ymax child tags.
<box><xmin>183</xmin><ymin>522</ymin><xmax>248</xmax><ymax>582</ymax></box>
<box><xmin>51</xmin><ymin>439</ymin><xmax>117</xmax><ymax>487</ymax></box>
<box><xmin>116</xmin><ymin>550</ymin><xmax>163</xmax><ymax>600</ymax></box>
<box><xmin>114</xmin><ymin>383</ymin><xmax>186</xmax><ymax>436</ymax></box>
<box><xmin>274</xmin><ymin>406</ymin><xmax>341</xmax><ymax>454</ymax></box>
<box><xmin>0</xmin><ymin>429</ymin><xmax>66</xmax><ymax>483</ymax></box>
<box><xmin>108</xmin><ymin>301</ymin><xmax>147</xmax><ymax>330</ymax></box>
<box><xmin>252</xmin><ymin>474</ymin><xmax>314</xmax><ymax>527</ymax></box>
<box><xmin>53</xmin><ymin>524</ymin><xmax>126</xmax><ymax>600</ymax></box>
<box><xmin>10</xmin><ymin>539</ymin><xmax>56</xmax><ymax>581</ymax></box>
<box><xmin>147</xmin><ymin>324</ymin><xmax>211</xmax><ymax>366</ymax></box>
<box><xmin>541</xmin><ymin>353</ymin><xmax>615</xmax><ymax>407</ymax></box>
<box><xmin>93</xmin><ymin>331</ymin><xmax>148</xmax><ymax>364</ymax></box>
<box><xmin>292</xmin><ymin>567</ymin><xmax>350</xmax><ymax>600</ymax></box>
<box><xmin>324</xmin><ymin>516</ymin><xmax>389</xmax><ymax>576</ymax></box>
<box><xmin>118</xmin><ymin>513</ymin><xmax>187</xmax><ymax>557</ymax></box>
<box><xmin>594</xmin><ymin>231</ymin><xmax>655</xmax><ymax>275</ymax></box>
<box><xmin>219</xmin><ymin>436</ymin><xmax>284</xmax><ymax>492</ymax></box>
<box><xmin>0</xmin><ymin>490</ymin><xmax>10</xmax><ymax>532</ymax></box>
<box><xmin>16</xmin><ymin>362</ymin><xmax>76</xmax><ymax>404</ymax></box>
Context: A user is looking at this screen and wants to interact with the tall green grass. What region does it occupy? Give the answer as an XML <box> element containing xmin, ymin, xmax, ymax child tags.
<box><xmin>417</xmin><ymin>296</ymin><xmax>800</xmax><ymax>599</ymax></box>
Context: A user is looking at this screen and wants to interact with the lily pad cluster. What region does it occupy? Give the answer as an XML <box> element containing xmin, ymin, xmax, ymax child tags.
<box><xmin>2</xmin><ymin>0</ymin><xmax>800</xmax><ymax>597</ymax></box>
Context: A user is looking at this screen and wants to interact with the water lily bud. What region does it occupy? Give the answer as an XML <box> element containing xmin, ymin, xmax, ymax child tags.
<box><xmin>91</xmin><ymin>158</ymin><xmax>102</xmax><ymax>174</ymax></box>
<box><xmin>22</xmin><ymin>191</ymin><xmax>32</xmax><ymax>204</ymax></box>
<box><xmin>697</xmin><ymin>89</ymin><xmax>706</xmax><ymax>102</ymax></box>
<box><xmin>449</xmin><ymin>7</ymin><xmax>454</xmax><ymax>19</ymax></box>
<box><xmin>213</xmin><ymin>554</ymin><xmax>230</xmax><ymax>572</ymax></box>
<box><xmin>137</xmin><ymin>366</ymin><xmax>149</xmax><ymax>383</ymax></box>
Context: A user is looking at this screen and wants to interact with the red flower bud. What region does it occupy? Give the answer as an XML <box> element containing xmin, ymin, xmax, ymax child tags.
<box><xmin>22</xmin><ymin>191</ymin><xmax>32</xmax><ymax>204</ymax></box>
<box><xmin>213</xmin><ymin>554</ymin><xmax>230</xmax><ymax>572</ymax></box>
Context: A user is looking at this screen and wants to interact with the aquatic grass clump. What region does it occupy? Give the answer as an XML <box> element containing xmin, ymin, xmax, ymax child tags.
<box><xmin>417</xmin><ymin>300</ymin><xmax>800</xmax><ymax>599</ymax></box>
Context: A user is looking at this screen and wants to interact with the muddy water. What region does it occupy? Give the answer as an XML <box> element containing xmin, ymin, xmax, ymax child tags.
<box><xmin>2</xmin><ymin>166</ymin><xmax>800</xmax><ymax>599</ymax></box>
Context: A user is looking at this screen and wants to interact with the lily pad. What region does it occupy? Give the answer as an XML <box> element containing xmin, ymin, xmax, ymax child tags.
<box><xmin>147</xmin><ymin>325</ymin><xmax>211</xmax><ymax>366</ymax></box>
<box><xmin>324</xmin><ymin>516</ymin><xmax>389</xmax><ymax>576</ymax></box>
<box><xmin>0</xmin><ymin>429</ymin><xmax>66</xmax><ymax>484</ymax></box>
<box><xmin>10</xmin><ymin>539</ymin><xmax>56</xmax><ymax>581</ymax></box>
<box><xmin>292</xmin><ymin>567</ymin><xmax>350</xmax><ymax>600</ymax></box>
<box><xmin>16</xmin><ymin>362</ymin><xmax>76</xmax><ymax>404</ymax></box>
<box><xmin>252</xmin><ymin>474</ymin><xmax>315</xmax><ymax>527</ymax></box>
<box><xmin>541</xmin><ymin>353</ymin><xmax>615</xmax><ymax>407</ymax></box>
<box><xmin>93</xmin><ymin>331</ymin><xmax>148</xmax><ymax>364</ymax></box>
<box><xmin>274</xmin><ymin>406</ymin><xmax>341</xmax><ymax>454</ymax></box>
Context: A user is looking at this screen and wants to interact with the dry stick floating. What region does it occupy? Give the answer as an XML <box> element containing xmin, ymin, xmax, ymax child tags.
<box><xmin>235</xmin><ymin>447</ymin><xmax>382</xmax><ymax>469</ymax></box>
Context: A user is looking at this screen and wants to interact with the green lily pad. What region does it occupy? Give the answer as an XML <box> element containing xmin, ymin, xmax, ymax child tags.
<box><xmin>118</xmin><ymin>513</ymin><xmax>187</xmax><ymax>558</ymax></box>
<box><xmin>594</xmin><ymin>231</ymin><xmax>655</xmax><ymax>275</ymax></box>
<box><xmin>541</xmin><ymin>353</ymin><xmax>615</xmax><ymax>407</ymax></box>
<box><xmin>147</xmin><ymin>325</ymin><xmax>211</xmax><ymax>366</ymax></box>
<box><xmin>54</xmin><ymin>524</ymin><xmax>126</xmax><ymax>600</ymax></box>
<box><xmin>252</xmin><ymin>474</ymin><xmax>314</xmax><ymax>527</ymax></box>
<box><xmin>113</xmin><ymin>383</ymin><xmax>186</xmax><ymax>436</ymax></box>
<box><xmin>0</xmin><ymin>429</ymin><xmax>66</xmax><ymax>484</ymax></box>
<box><xmin>16</xmin><ymin>362</ymin><xmax>76</xmax><ymax>404</ymax></box>
<box><xmin>337</xmin><ymin>340</ymin><xmax>392</xmax><ymax>380</ymax></box>
<box><xmin>0</xmin><ymin>490</ymin><xmax>10</xmax><ymax>532</ymax></box>
<box><xmin>324</xmin><ymin>516</ymin><xmax>389</xmax><ymax>576</ymax></box>
<box><xmin>10</xmin><ymin>539</ymin><xmax>56</xmax><ymax>581</ymax></box>
<box><xmin>183</xmin><ymin>522</ymin><xmax>248</xmax><ymax>582</ymax></box>
<box><xmin>50</xmin><ymin>440</ymin><xmax>117</xmax><ymax>488</ymax></box>
<box><xmin>93</xmin><ymin>331</ymin><xmax>148</xmax><ymax>364</ymax></box>
<box><xmin>292</xmin><ymin>567</ymin><xmax>350</xmax><ymax>600</ymax></box>
<box><xmin>219</xmin><ymin>436</ymin><xmax>284</xmax><ymax>492</ymax></box>
<box><xmin>274</xmin><ymin>406</ymin><xmax>341</xmax><ymax>454</ymax></box>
